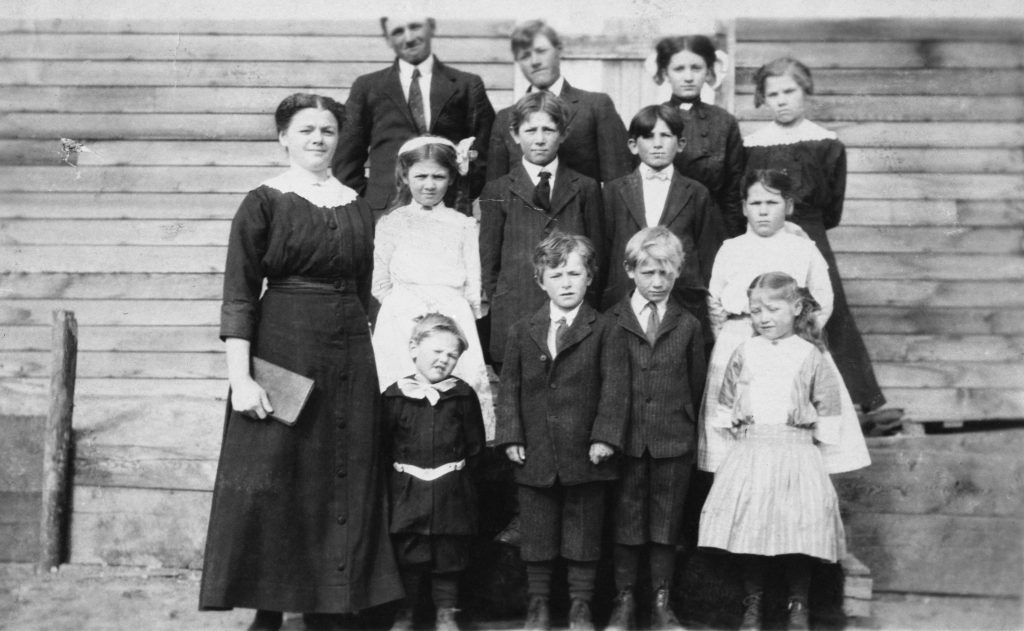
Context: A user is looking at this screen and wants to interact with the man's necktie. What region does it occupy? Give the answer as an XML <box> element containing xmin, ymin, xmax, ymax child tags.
<box><xmin>555</xmin><ymin>316</ymin><xmax>569</xmax><ymax>353</ymax></box>
<box><xmin>534</xmin><ymin>170</ymin><xmax>552</xmax><ymax>212</ymax></box>
<box><xmin>408</xmin><ymin>68</ymin><xmax>427</xmax><ymax>133</ymax></box>
<box><xmin>645</xmin><ymin>301</ymin><xmax>660</xmax><ymax>345</ymax></box>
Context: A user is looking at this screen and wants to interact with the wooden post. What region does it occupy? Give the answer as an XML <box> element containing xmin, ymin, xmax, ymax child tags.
<box><xmin>717</xmin><ymin>18</ymin><xmax>737</xmax><ymax>115</ymax></box>
<box><xmin>38</xmin><ymin>310</ymin><xmax>77</xmax><ymax>572</ymax></box>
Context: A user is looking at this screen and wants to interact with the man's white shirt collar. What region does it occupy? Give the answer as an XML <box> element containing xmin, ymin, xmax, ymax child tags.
<box><xmin>522</xmin><ymin>157</ymin><xmax>559</xmax><ymax>188</ymax></box>
<box><xmin>529</xmin><ymin>75</ymin><xmax>565</xmax><ymax>96</ymax></box>
<box><xmin>630</xmin><ymin>290</ymin><xmax>667</xmax><ymax>321</ymax></box>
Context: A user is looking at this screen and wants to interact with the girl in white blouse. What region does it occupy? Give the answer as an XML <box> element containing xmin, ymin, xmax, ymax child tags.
<box><xmin>372</xmin><ymin>136</ymin><xmax>495</xmax><ymax>440</ymax></box>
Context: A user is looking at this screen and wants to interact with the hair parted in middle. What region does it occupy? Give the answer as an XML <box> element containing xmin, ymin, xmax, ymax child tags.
<box><xmin>747</xmin><ymin>272</ymin><xmax>825</xmax><ymax>349</ymax></box>
<box><xmin>752</xmin><ymin>57</ymin><xmax>814</xmax><ymax>108</ymax></box>
<box><xmin>623</xmin><ymin>226</ymin><xmax>685</xmax><ymax>273</ymax></box>
<box><xmin>410</xmin><ymin>312</ymin><xmax>469</xmax><ymax>354</ymax></box>
<box><xmin>741</xmin><ymin>168</ymin><xmax>796</xmax><ymax>202</ymax></box>
<box><xmin>509</xmin><ymin>91</ymin><xmax>569</xmax><ymax>135</ymax></box>
<box><xmin>274</xmin><ymin>93</ymin><xmax>345</xmax><ymax>135</ymax></box>
<box><xmin>653</xmin><ymin>35</ymin><xmax>718</xmax><ymax>85</ymax></box>
<box><xmin>628</xmin><ymin>103</ymin><xmax>685</xmax><ymax>140</ymax></box>
<box><xmin>532</xmin><ymin>231</ymin><xmax>597</xmax><ymax>282</ymax></box>
<box><xmin>391</xmin><ymin>135</ymin><xmax>460</xmax><ymax>209</ymax></box>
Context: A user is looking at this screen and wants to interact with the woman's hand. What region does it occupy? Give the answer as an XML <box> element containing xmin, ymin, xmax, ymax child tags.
<box><xmin>506</xmin><ymin>445</ymin><xmax>526</xmax><ymax>465</ymax></box>
<box><xmin>231</xmin><ymin>376</ymin><xmax>274</xmax><ymax>420</ymax></box>
<box><xmin>224</xmin><ymin>337</ymin><xmax>273</xmax><ymax>420</ymax></box>
<box><xmin>589</xmin><ymin>442</ymin><xmax>614</xmax><ymax>464</ymax></box>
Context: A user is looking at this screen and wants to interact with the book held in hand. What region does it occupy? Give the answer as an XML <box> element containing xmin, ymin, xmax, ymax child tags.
<box><xmin>252</xmin><ymin>356</ymin><xmax>315</xmax><ymax>426</ymax></box>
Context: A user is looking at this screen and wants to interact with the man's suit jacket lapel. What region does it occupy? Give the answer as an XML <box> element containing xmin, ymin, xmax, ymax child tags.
<box><xmin>614</xmin><ymin>298</ymin><xmax>647</xmax><ymax>341</ymax></box>
<box><xmin>550</xmin><ymin>164</ymin><xmax>579</xmax><ymax>217</ymax></box>
<box><xmin>659</xmin><ymin>171</ymin><xmax>695</xmax><ymax>227</ymax></box>
<box><xmin>655</xmin><ymin>300</ymin><xmax>684</xmax><ymax>343</ymax></box>
<box><xmin>555</xmin><ymin>304</ymin><xmax>595</xmax><ymax>359</ymax></box>
<box><xmin>429</xmin><ymin>58</ymin><xmax>457</xmax><ymax>132</ymax></box>
<box><xmin>558</xmin><ymin>81</ymin><xmax>581</xmax><ymax>132</ymax></box>
<box><xmin>618</xmin><ymin>171</ymin><xmax>647</xmax><ymax>229</ymax></box>
<box><xmin>382</xmin><ymin>61</ymin><xmax>417</xmax><ymax>131</ymax></box>
<box><xmin>508</xmin><ymin>163</ymin><xmax>549</xmax><ymax>219</ymax></box>
<box><xmin>528</xmin><ymin>307</ymin><xmax>551</xmax><ymax>356</ymax></box>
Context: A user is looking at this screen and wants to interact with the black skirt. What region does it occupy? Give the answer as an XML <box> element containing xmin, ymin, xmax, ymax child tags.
<box><xmin>200</xmin><ymin>285</ymin><xmax>402</xmax><ymax>613</ymax></box>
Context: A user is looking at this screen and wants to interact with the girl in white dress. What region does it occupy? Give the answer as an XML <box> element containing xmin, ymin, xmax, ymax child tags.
<box><xmin>699</xmin><ymin>272</ymin><xmax>846</xmax><ymax>631</ymax></box>
<box><xmin>372</xmin><ymin>136</ymin><xmax>495</xmax><ymax>440</ymax></box>
<box><xmin>698</xmin><ymin>170</ymin><xmax>868</xmax><ymax>475</ymax></box>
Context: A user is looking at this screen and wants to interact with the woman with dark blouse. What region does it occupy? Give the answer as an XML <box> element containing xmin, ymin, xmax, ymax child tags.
<box><xmin>655</xmin><ymin>35</ymin><xmax>746</xmax><ymax>239</ymax></box>
<box><xmin>743</xmin><ymin>58</ymin><xmax>887</xmax><ymax>413</ymax></box>
<box><xmin>199</xmin><ymin>93</ymin><xmax>402</xmax><ymax>630</ymax></box>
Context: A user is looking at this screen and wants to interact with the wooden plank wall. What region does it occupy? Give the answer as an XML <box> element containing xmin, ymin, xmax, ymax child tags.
<box><xmin>733</xmin><ymin>19</ymin><xmax>1024</xmax><ymax>424</ymax></box>
<box><xmin>1</xmin><ymin>17</ymin><xmax>1023</xmax><ymax>573</ymax></box>
<box><xmin>0</xmin><ymin>18</ymin><xmax>514</xmax><ymax>568</ymax></box>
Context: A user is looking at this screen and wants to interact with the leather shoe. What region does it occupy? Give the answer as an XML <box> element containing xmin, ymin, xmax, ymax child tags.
<box><xmin>606</xmin><ymin>588</ymin><xmax>635</xmax><ymax>631</ymax></box>
<box><xmin>248</xmin><ymin>610</ymin><xmax>282</xmax><ymax>631</ymax></box>
<box><xmin>568</xmin><ymin>598</ymin><xmax>594</xmax><ymax>631</ymax></box>
<box><xmin>389</xmin><ymin>606</ymin><xmax>414</xmax><ymax>631</ymax></box>
<box><xmin>523</xmin><ymin>595</ymin><xmax>550</xmax><ymax>631</ymax></box>
<box><xmin>651</xmin><ymin>587</ymin><xmax>684</xmax><ymax>631</ymax></box>
<box><xmin>787</xmin><ymin>598</ymin><xmax>809</xmax><ymax>631</ymax></box>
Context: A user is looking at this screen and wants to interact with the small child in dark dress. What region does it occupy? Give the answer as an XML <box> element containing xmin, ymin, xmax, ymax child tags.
<box><xmin>382</xmin><ymin>313</ymin><xmax>486</xmax><ymax>631</ymax></box>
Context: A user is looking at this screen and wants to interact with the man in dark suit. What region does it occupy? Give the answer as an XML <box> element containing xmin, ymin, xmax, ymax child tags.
<box><xmin>485</xmin><ymin>20</ymin><xmax>634</xmax><ymax>185</ymax></box>
<box><xmin>333</xmin><ymin>15</ymin><xmax>496</xmax><ymax>218</ymax></box>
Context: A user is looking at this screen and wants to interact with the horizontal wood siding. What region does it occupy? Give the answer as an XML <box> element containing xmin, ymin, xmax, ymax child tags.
<box><xmin>736</xmin><ymin>19</ymin><xmax>1024</xmax><ymax>425</ymax></box>
<box><xmin>737</xmin><ymin>20</ymin><xmax>1024</xmax><ymax>600</ymax></box>
<box><xmin>2</xmin><ymin>17</ymin><xmax>1022</xmax><ymax>573</ymax></box>
<box><xmin>0</xmin><ymin>19</ymin><xmax>513</xmax><ymax>568</ymax></box>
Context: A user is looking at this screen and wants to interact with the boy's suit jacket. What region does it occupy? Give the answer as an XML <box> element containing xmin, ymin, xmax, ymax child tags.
<box><xmin>333</xmin><ymin>57</ymin><xmax>495</xmax><ymax>215</ymax></box>
<box><xmin>479</xmin><ymin>162</ymin><xmax>606</xmax><ymax>362</ymax></box>
<box><xmin>600</xmin><ymin>168</ymin><xmax>723</xmax><ymax>312</ymax></box>
<box><xmin>485</xmin><ymin>81</ymin><xmax>634</xmax><ymax>184</ymax></box>
<box><xmin>495</xmin><ymin>303</ymin><xmax>629</xmax><ymax>487</ymax></box>
<box><xmin>608</xmin><ymin>296</ymin><xmax>706</xmax><ymax>458</ymax></box>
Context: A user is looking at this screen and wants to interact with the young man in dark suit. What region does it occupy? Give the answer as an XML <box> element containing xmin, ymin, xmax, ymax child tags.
<box><xmin>604</xmin><ymin>227</ymin><xmax>706</xmax><ymax>631</ymax></box>
<box><xmin>479</xmin><ymin>91</ymin><xmax>606</xmax><ymax>368</ymax></box>
<box><xmin>601</xmin><ymin>104</ymin><xmax>724</xmax><ymax>342</ymax></box>
<box><xmin>496</xmin><ymin>232</ymin><xmax>628</xmax><ymax>631</ymax></box>
<box><xmin>485</xmin><ymin>20</ymin><xmax>633</xmax><ymax>185</ymax></box>
<box><xmin>333</xmin><ymin>15</ymin><xmax>495</xmax><ymax>218</ymax></box>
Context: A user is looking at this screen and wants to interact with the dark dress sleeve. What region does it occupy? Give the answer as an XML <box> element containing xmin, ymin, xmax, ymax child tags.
<box><xmin>720</xmin><ymin>114</ymin><xmax>746</xmax><ymax>237</ymax></box>
<box><xmin>220</xmin><ymin>188</ymin><xmax>270</xmax><ymax>341</ymax></box>
<box><xmin>823</xmin><ymin>140</ymin><xmax>847</xmax><ymax>230</ymax></box>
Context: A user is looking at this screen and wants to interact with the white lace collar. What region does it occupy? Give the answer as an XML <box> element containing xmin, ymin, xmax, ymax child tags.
<box><xmin>744</xmin><ymin>119</ymin><xmax>837</xmax><ymax>147</ymax></box>
<box><xmin>263</xmin><ymin>169</ymin><xmax>359</xmax><ymax>208</ymax></box>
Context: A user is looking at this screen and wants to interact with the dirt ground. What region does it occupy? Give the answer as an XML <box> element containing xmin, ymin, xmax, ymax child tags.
<box><xmin>1</xmin><ymin>563</ymin><xmax>1020</xmax><ymax>631</ymax></box>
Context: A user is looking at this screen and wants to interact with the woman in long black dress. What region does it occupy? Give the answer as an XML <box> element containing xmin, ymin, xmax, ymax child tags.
<box><xmin>743</xmin><ymin>58</ymin><xmax>887</xmax><ymax>413</ymax></box>
<box><xmin>199</xmin><ymin>93</ymin><xmax>402</xmax><ymax>630</ymax></box>
<box><xmin>655</xmin><ymin>35</ymin><xmax>746</xmax><ymax>239</ymax></box>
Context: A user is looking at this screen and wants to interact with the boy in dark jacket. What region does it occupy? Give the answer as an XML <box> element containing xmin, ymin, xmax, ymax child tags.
<box><xmin>480</xmin><ymin>91</ymin><xmax>606</xmax><ymax>368</ymax></box>
<box><xmin>496</xmin><ymin>232</ymin><xmax>628</xmax><ymax>631</ymax></box>
<box><xmin>382</xmin><ymin>313</ymin><xmax>486</xmax><ymax>631</ymax></box>
<box><xmin>604</xmin><ymin>227</ymin><xmax>706</xmax><ymax>631</ymax></box>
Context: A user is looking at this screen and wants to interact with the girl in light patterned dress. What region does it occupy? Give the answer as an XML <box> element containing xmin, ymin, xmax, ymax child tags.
<box><xmin>699</xmin><ymin>170</ymin><xmax>868</xmax><ymax>477</ymax></box>
<box><xmin>699</xmin><ymin>272</ymin><xmax>851</xmax><ymax>631</ymax></box>
<box><xmin>372</xmin><ymin>136</ymin><xmax>495</xmax><ymax>440</ymax></box>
